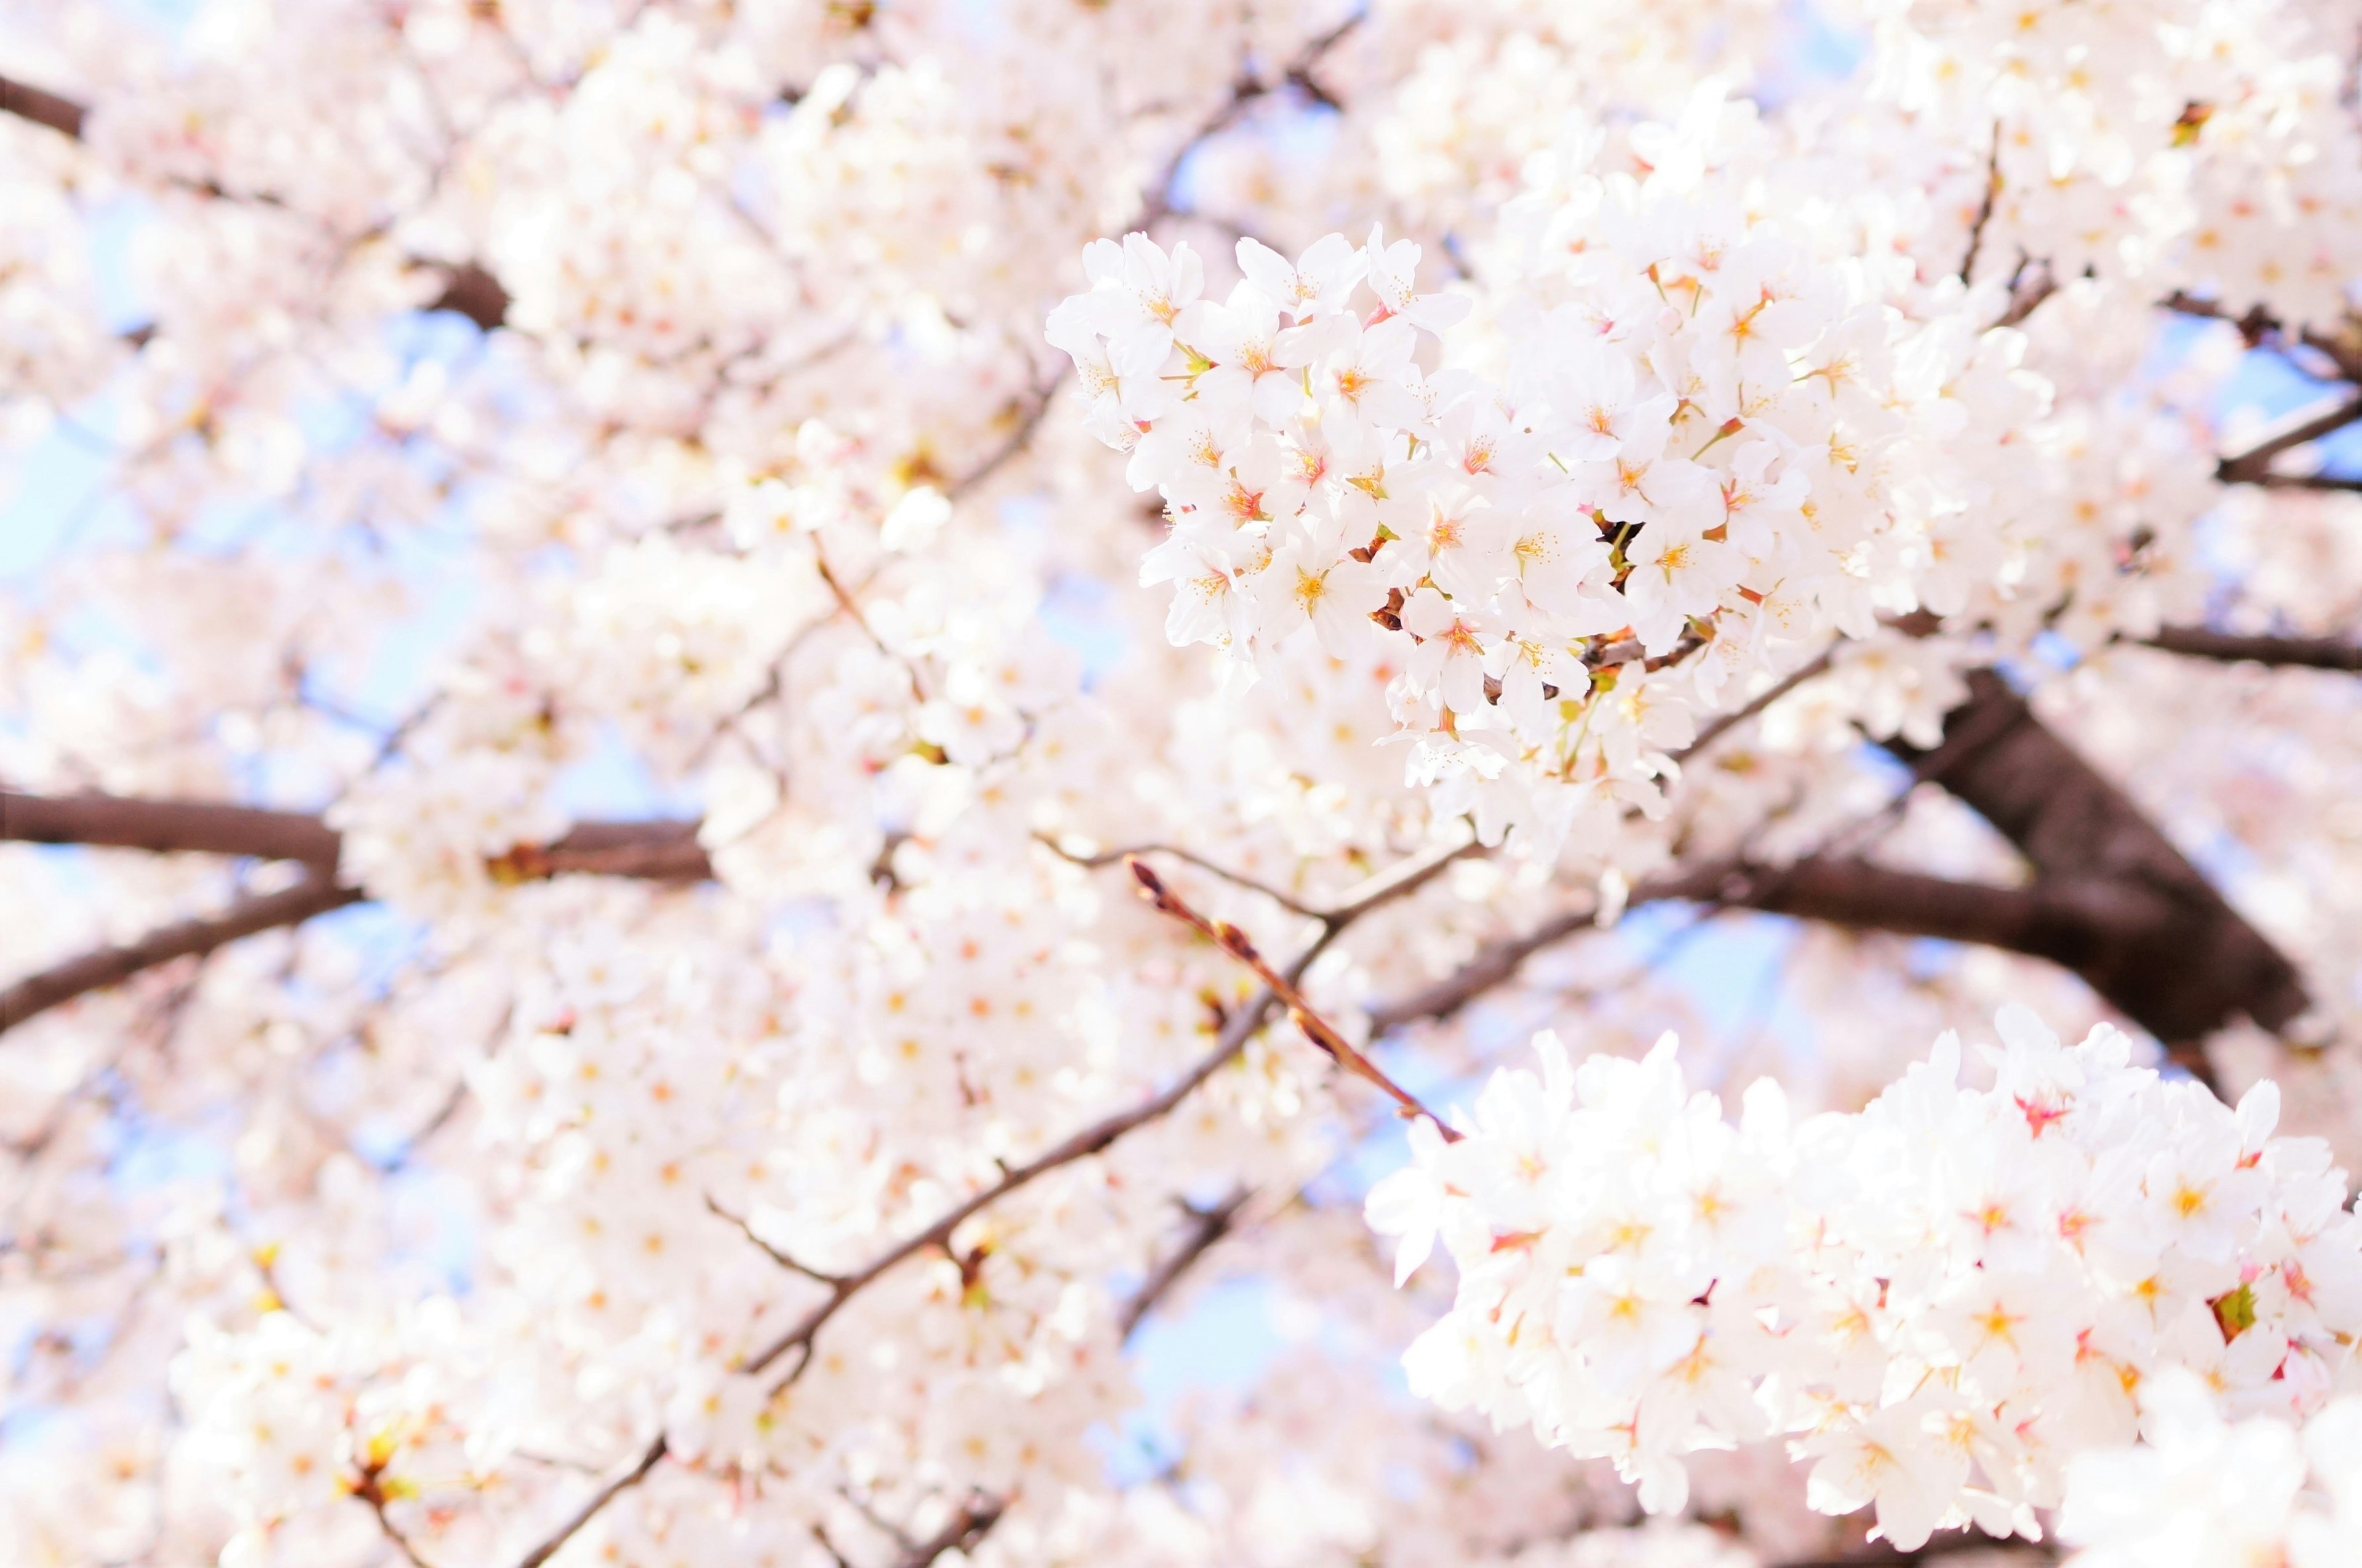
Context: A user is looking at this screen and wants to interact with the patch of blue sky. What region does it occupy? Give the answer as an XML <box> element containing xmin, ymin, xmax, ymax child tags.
<box><xmin>1105</xmin><ymin>1275</ymin><xmax>1290</xmax><ymax>1482</ymax></box>
<box><xmin>1754</xmin><ymin>0</ymin><xmax>1869</xmax><ymax>109</ymax></box>
<box><xmin>552</xmin><ymin>720</ymin><xmax>706</xmax><ymax>822</ymax></box>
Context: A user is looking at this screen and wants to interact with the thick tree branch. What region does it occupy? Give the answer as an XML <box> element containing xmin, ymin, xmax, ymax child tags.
<box><xmin>3</xmin><ymin>790</ymin><xmax>711</xmax><ymax>880</ymax></box>
<box><xmin>2</xmin><ymin>793</ymin><xmax>710</xmax><ymax>1035</ymax></box>
<box><xmin>1882</xmin><ymin>669</ymin><xmax>2308</xmax><ymax>1045</ymax></box>
<box><xmin>2140</xmin><ymin>625</ymin><xmax>2362</xmax><ymax>671</ymax></box>
<box><xmin>1772</xmin><ymin>1535</ymin><xmax>2055</xmax><ymax>1567</ymax></box>
<box><xmin>0</xmin><ymin>73</ymin><xmax>511</xmax><ymax>330</ymax></box>
<box><xmin>0</xmin><ymin>73</ymin><xmax>84</xmax><ymax>137</ymax></box>
<box><xmin>2</xmin><ymin>791</ymin><xmax>341</xmax><ymax>867</ymax></box>
<box><xmin>2161</xmin><ymin>289</ymin><xmax>2362</xmax><ymax>385</ymax></box>
<box><xmin>1377</xmin><ymin>674</ymin><xmax>2309</xmax><ymax>1073</ymax></box>
<box><xmin>0</xmin><ymin>876</ymin><xmax>363</xmax><ymax>1033</ymax></box>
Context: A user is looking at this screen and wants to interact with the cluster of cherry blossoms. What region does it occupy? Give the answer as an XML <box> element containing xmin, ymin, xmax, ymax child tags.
<box><xmin>2055</xmin><ymin>1369</ymin><xmax>2362</xmax><ymax>1567</ymax></box>
<box><xmin>1051</xmin><ymin>95</ymin><xmax>2081</xmax><ymax>853</ymax></box>
<box><xmin>1370</xmin><ymin>1008</ymin><xmax>2362</xmax><ymax>1551</ymax></box>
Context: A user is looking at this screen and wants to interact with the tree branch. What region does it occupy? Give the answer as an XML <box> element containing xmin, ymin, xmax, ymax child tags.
<box><xmin>733</xmin><ymin>837</ymin><xmax>1469</xmax><ymax>1387</ymax></box>
<box><xmin>1126</xmin><ymin>856</ymin><xmax>1463</xmax><ymax>1139</ymax></box>
<box><xmin>2</xmin><ymin>792</ymin><xmax>712</xmax><ymax>1035</ymax></box>
<box><xmin>1882</xmin><ymin>669</ymin><xmax>2308</xmax><ymax>1047</ymax></box>
<box><xmin>2214</xmin><ymin>391</ymin><xmax>2362</xmax><ymax>485</ymax></box>
<box><xmin>423</xmin><ymin>261</ymin><xmax>511</xmax><ymax>333</ymax></box>
<box><xmin>1375</xmin><ymin>673</ymin><xmax>2310</xmax><ymax>1075</ymax></box>
<box><xmin>2139</xmin><ymin>625</ymin><xmax>2362</xmax><ymax>671</ymax></box>
<box><xmin>0</xmin><ymin>876</ymin><xmax>363</xmax><ymax>1033</ymax></box>
<box><xmin>500</xmin><ymin>892</ymin><xmax>1340</xmax><ymax>1564</ymax></box>
<box><xmin>1670</xmin><ymin>642</ymin><xmax>1839</xmax><ymax>765</ymax></box>
<box><xmin>509</xmin><ymin>1433</ymin><xmax>669</xmax><ymax>1568</ymax></box>
<box><xmin>1365</xmin><ymin>862</ymin><xmax>1728</xmax><ymax>1035</ymax></box>
<box><xmin>0</xmin><ymin>74</ymin><xmax>511</xmax><ymax>330</ymax></box>
<box><xmin>0</xmin><ymin>73</ymin><xmax>85</xmax><ymax>137</ymax></box>
<box><xmin>2161</xmin><ymin>290</ymin><xmax>2362</xmax><ymax>385</ymax></box>
<box><xmin>1119</xmin><ymin>1188</ymin><xmax>1251</xmax><ymax>1344</ymax></box>
<box><xmin>891</xmin><ymin>1495</ymin><xmax>1005</xmax><ymax>1568</ymax></box>
<box><xmin>1131</xmin><ymin>12</ymin><xmax>1364</xmax><ymax>232</ymax></box>
<box><xmin>2</xmin><ymin>790</ymin><xmax>341</xmax><ymax>867</ymax></box>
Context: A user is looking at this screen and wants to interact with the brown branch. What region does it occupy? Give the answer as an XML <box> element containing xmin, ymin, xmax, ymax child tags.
<box><xmin>2139</xmin><ymin>625</ymin><xmax>2362</xmax><ymax>671</ymax></box>
<box><xmin>1</xmin><ymin>792</ymin><xmax>712</xmax><ymax>1035</ymax></box>
<box><xmin>1958</xmin><ymin>119</ymin><xmax>2002</xmax><ymax>284</ymax></box>
<box><xmin>0</xmin><ymin>74</ymin><xmax>510</xmax><ymax>330</ymax></box>
<box><xmin>2161</xmin><ymin>290</ymin><xmax>2362</xmax><ymax>384</ymax></box>
<box><xmin>2</xmin><ymin>790</ymin><xmax>340</xmax><ymax>867</ymax></box>
<box><xmin>1882</xmin><ymin>669</ymin><xmax>2308</xmax><ymax>1049</ymax></box>
<box><xmin>703</xmin><ymin>1194</ymin><xmax>845</xmax><ymax>1285</ymax></box>
<box><xmin>1126</xmin><ymin>856</ymin><xmax>1462</xmax><ymax>1139</ymax></box>
<box><xmin>1772</xmin><ymin>1535</ymin><xmax>2054</xmax><ymax>1567</ymax></box>
<box><xmin>2214</xmin><ymin>392</ymin><xmax>2362</xmax><ymax>485</ymax></box>
<box><xmin>1119</xmin><ymin>1188</ymin><xmax>1251</xmax><ymax>1343</ymax></box>
<box><xmin>352</xmin><ymin>1462</ymin><xmax>436</xmax><ymax>1568</ymax></box>
<box><xmin>2235</xmin><ymin>471</ymin><xmax>2362</xmax><ymax>493</ymax></box>
<box><xmin>1670</xmin><ymin>642</ymin><xmax>1840</xmax><ymax>765</ymax></box>
<box><xmin>0</xmin><ymin>875</ymin><xmax>363</xmax><ymax>1033</ymax></box>
<box><xmin>735</xmin><ymin>838</ymin><xmax>1470</xmax><ymax>1387</ymax></box>
<box><xmin>892</xmin><ymin>1495</ymin><xmax>1005</xmax><ymax>1568</ymax></box>
<box><xmin>1375</xmin><ymin>672</ymin><xmax>2308</xmax><ymax>1078</ymax></box>
<box><xmin>0</xmin><ymin>73</ymin><xmax>85</xmax><ymax>138</ymax></box>
<box><xmin>1131</xmin><ymin>12</ymin><xmax>1364</xmax><ymax>232</ymax></box>
<box><xmin>739</xmin><ymin>949</ymin><xmax>1310</xmax><ymax>1383</ymax></box>
<box><xmin>423</xmin><ymin>261</ymin><xmax>511</xmax><ymax>332</ymax></box>
<box><xmin>509</xmin><ymin>1433</ymin><xmax>669</xmax><ymax>1568</ymax></box>
<box><xmin>947</xmin><ymin>378</ymin><xmax>1059</xmax><ymax>501</ymax></box>
<box><xmin>1038</xmin><ymin>834</ymin><xmax>1329</xmax><ymax>920</ymax></box>
<box><xmin>1365</xmin><ymin>862</ymin><xmax>1729</xmax><ymax>1035</ymax></box>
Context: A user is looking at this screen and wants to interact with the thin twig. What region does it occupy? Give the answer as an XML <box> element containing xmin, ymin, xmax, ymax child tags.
<box><xmin>891</xmin><ymin>1494</ymin><xmax>1006</xmax><ymax>1568</ymax></box>
<box><xmin>1670</xmin><ymin>641</ymin><xmax>1840</xmax><ymax>765</ymax></box>
<box><xmin>509</xmin><ymin>1433</ymin><xmax>669</xmax><ymax>1568</ymax></box>
<box><xmin>1130</xmin><ymin>12</ymin><xmax>1365</xmax><ymax>231</ymax></box>
<box><xmin>1119</xmin><ymin>1188</ymin><xmax>1251</xmax><ymax>1343</ymax></box>
<box><xmin>1126</xmin><ymin>858</ymin><xmax>1463</xmax><ymax>1140</ymax></box>
<box><xmin>1038</xmin><ymin>834</ymin><xmax>1328</xmax><ymax>919</ymax></box>
<box><xmin>948</xmin><ymin>378</ymin><xmax>1060</xmax><ymax>501</ymax></box>
<box><xmin>704</xmin><ymin>1194</ymin><xmax>846</xmax><ymax>1285</ymax></box>
<box><xmin>1958</xmin><ymin>119</ymin><xmax>2002</xmax><ymax>284</ymax></box>
<box><xmin>354</xmin><ymin>1465</ymin><xmax>435</xmax><ymax>1568</ymax></box>
<box><xmin>733</xmin><ymin>837</ymin><xmax>1467</xmax><ymax>1390</ymax></box>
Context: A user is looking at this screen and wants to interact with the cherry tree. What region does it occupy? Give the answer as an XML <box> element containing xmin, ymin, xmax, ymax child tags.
<box><xmin>5</xmin><ymin>1</ymin><xmax>2362</xmax><ymax>1564</ymax></box>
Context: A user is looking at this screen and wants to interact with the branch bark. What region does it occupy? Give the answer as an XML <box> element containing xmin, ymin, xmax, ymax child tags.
<box><xmin>2140</xmin><ymin>625</ymin><xmax>2362</xmax><ymax>672</ymax></box>
<box><xmin>0</xmin><ymin>875</ymin><xmax>364</xmax><ymax>1033</ymax></box>
<box><xmin>1375</xmin><ymin>672</ymin><xmax>2309</xmax><ymax>1075</ymax></box>
<box><xmin>1119</xmin><ymin>1188</ymin><xmax>1251</xmax><ymax>1344</ymax></box>
<box><xmin>0</xmin><ymin>73</ymin><xmax>84</xmax><ymax>137</ymax></box>
<box><xmin>2</xmin><ymin>791</ymin><xmax>340</xmax><ymax>867</ymax></box>
<box><xmin>1881</xmin><ymin>669</ymin><xmax>2308</xmax><ymax>1046</ymax></box>
<box><xmin>0</xmin><ymin>73</ymin><xmax>511</xmax><ymax>330</ymax></box>
<box><xmin>2214</xmin><ymin>392</ymin><xmax>2362</xmax><ymax>485</ymax></box>
<box><xmin>2</xmin><ymin>794</ymin><xmax>710</xmax><ymax>1035</ymax></box>
<box><xmin>891</xmin><ymin>1496</ymin><xmax>1004</xmax><ymax>1568</ymax></box>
